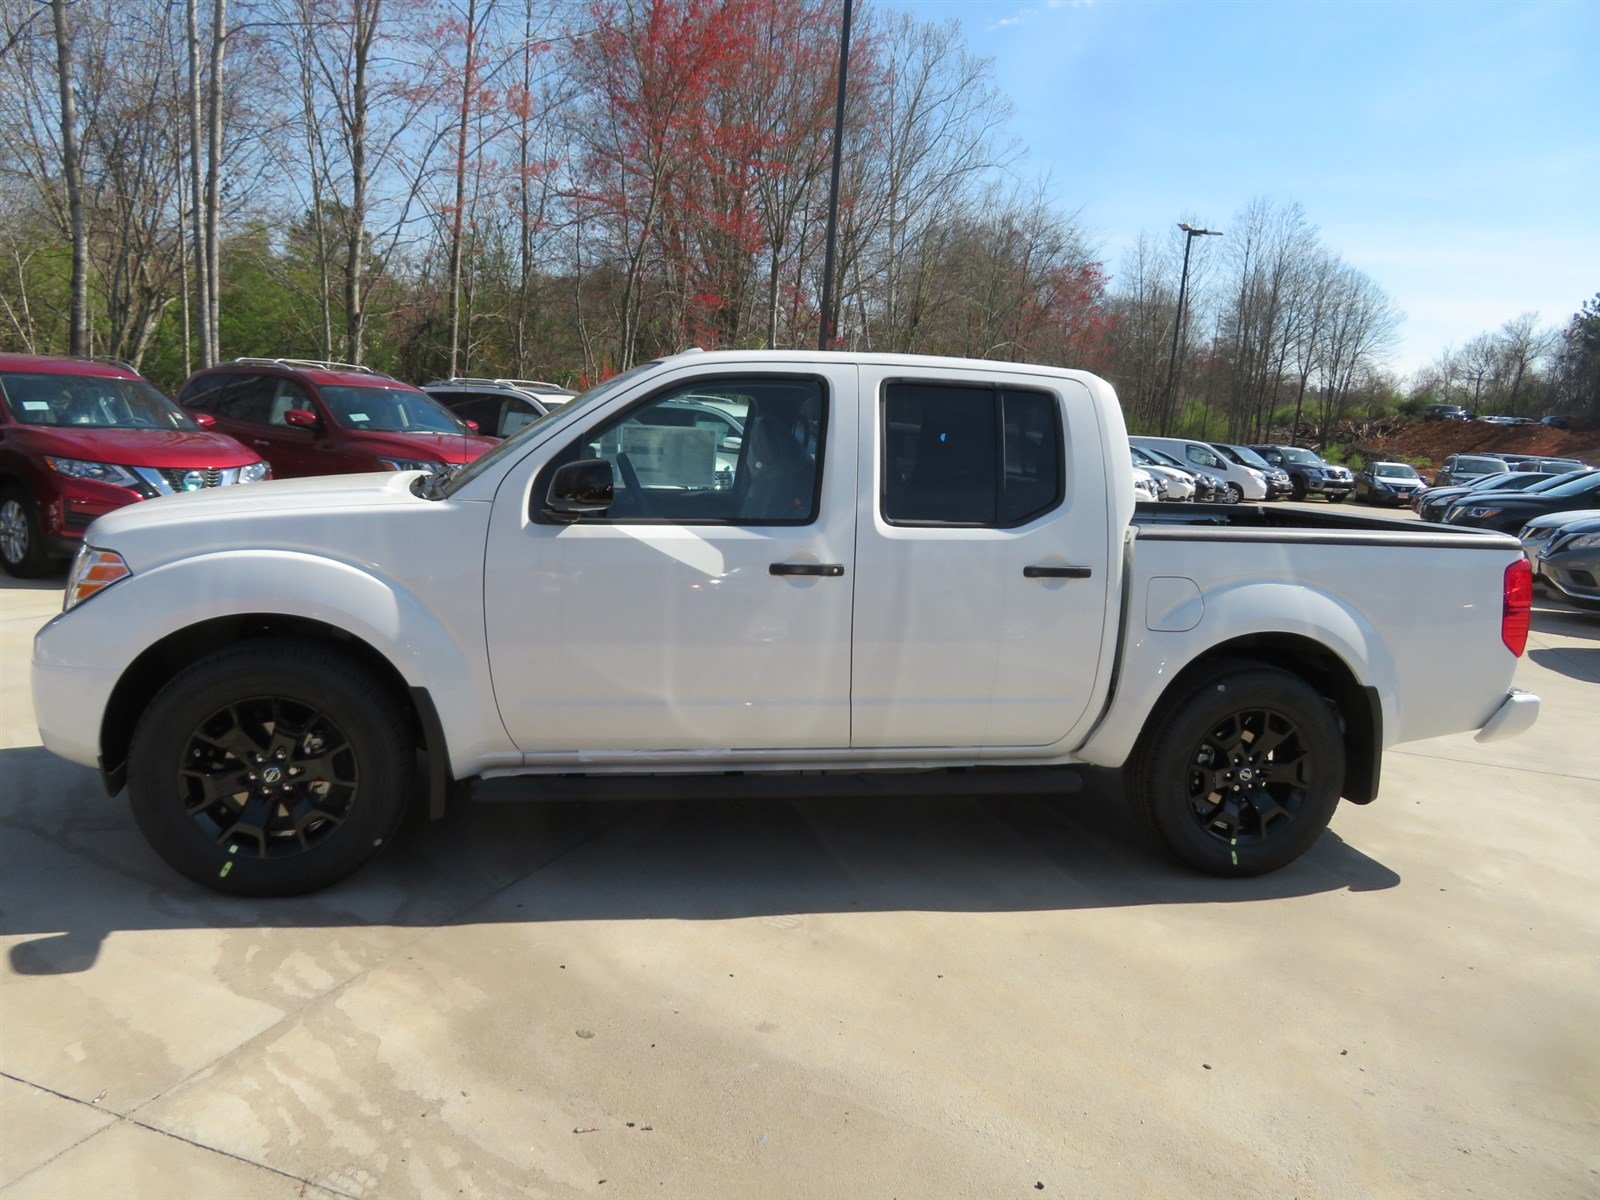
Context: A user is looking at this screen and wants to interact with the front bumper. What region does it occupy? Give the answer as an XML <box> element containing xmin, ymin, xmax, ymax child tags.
<box><xmin>1304</xmin><ymin>476</ymin><xmax>1353</xmax><ymax>496</ymax></box>
<box><xmin>1539</xmin><ymin>548</ymin><xmax>1600</xmax><ymax>605</ymax></box>
<box><xmin>1474</xmin><ymin>689</ymin><xmax>1541</xmax><ymax>744</ymax></box>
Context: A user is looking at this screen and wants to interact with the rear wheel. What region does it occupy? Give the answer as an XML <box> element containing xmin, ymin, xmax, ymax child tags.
<box><xmin>127</xmin><ymin>639</ymin><xmax>413</xmax><ymax>896</ymax></box>
<box><xmin>0</xmin><ymin>487</ymin><xmax>58</xmax><ymax>578</ymax></box>
<box><xmin>1126</xmin><ymin>662</ymin><xmax>1344</xmax><ymax>876</ymax></box>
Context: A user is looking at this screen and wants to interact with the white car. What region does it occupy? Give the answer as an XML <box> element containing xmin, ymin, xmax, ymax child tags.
<box><xmin>1131</xmin><ymin>435</ymin><xmax>1268</xmax><ymax>502</ymax></box>
<box><xmin>1130</xmin><ymin>449</ymin><xmax>1195</xmax><ymax>501</ymax></box>
<box><xmin>34</xmin><ymin>349</ymin><xmax>1539</xmax><ymax>895</ymax></box>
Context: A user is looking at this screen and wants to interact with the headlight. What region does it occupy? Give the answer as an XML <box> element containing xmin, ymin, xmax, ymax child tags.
<box><xmin>378</xmin><ymin>457</ymin><xmax>444</xmax><ymax>474</ymax></box>
<box><xmin>239</xmin><ymin>461</ymin><xmax>271</xmax><ymax>483</ymax></box>
<box><xmin>63</xmin><ymin>546</ymin><xmax>131</xmax><ymax>612</ymax></box>
<box><xmin>1465</xmin><ymin>507</ymin><xmax>1501</xmax><ymax>519</ymax></box>
<box><xmin>1567</xmin><ymin>533</ymin><xmax>1600</xmax><ymax>551</ymax></box>
<box><xmin>1246</xmin><ymin>469</ymin><xmax>1265</xmax><ymax>483</ymax></box>
<box><xmin>44</xmin><ymin>457</ymin><xmax>142</xmax><ymax>489</ymax></box>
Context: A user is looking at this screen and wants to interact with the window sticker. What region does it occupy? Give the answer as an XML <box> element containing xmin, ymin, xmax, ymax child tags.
<box><xmin>348</xmin><ymin>412</ymin><xmax>369</xmax><ymax>422</ymax></box>
<box><xmin>21</xmin><ymin>401</ymin><xmax>49</xmax><ymax>411</ymax></box>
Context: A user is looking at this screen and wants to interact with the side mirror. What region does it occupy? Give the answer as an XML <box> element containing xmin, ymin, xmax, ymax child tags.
<box><xmin>720</xmin><ymin>434</ymin><xmax>742</xmax><ymax>454</ymax></box>
<box><xmin>192</xmin><ymin>412</ymin><xmax>217</xmax><ymax>430</ymax></box>
<box><xmin>284</xmin><ymin>408</ymin><xmax>321</xmax><ymax>431</ymax></box>
<box><xmin>541</xmin><ymin>458</ymin><xmax>613</xmax><ymax>521</ymax></box>
<box><xmin>463</xmin><ymin>419</ymin><xmax>480</xmax><ymax>434</ymax></box>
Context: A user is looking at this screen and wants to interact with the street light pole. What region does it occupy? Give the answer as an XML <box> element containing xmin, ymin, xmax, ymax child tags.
<box><xmin>816</xmin><ymin>0</ymin><xmax>854</xmax><ymax>352</ymax></box>
<box><xmin>1159</xmin><ymin>221</ymin><xmax>1221</xmax><ymax>435</ymax></box>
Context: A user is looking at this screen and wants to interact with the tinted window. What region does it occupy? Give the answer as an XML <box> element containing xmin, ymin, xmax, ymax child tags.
<box><xmin>881</xmin><ymin>383</ymin><xmax>1061</xmax><ymax>526</ymax></box>
<box><xmin>550</xmin><ymin>376</ymin><xmax>825</xmax><ymax>524</ymax></box>
<box><xmin>213</xmin><ymin>374</ymin><xmax>277</xmax><ymax>425</ymax></box>
<box><xmin>181</xmin><ymin>372</ymin><xmax>236</xmax><ymax>411</ymax></box>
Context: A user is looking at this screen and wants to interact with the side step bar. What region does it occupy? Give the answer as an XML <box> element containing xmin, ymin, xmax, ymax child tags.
<box><xmin>470</xmin><ymin>766</ymin><xmax>1084</xmax><ymax>804</ymax></box>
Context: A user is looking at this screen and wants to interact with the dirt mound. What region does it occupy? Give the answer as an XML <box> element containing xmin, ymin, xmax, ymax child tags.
<box><xmin>1360</xmin><ymin>422</ymin><xmax>1600</xmax><ymax>473</ymax></box>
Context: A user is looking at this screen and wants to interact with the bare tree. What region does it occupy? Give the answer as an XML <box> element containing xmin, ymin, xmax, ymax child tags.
<box><xmin>50</xmin><ymin>0</ymin><xmax>87</xmax><ymax>354</ymax></box>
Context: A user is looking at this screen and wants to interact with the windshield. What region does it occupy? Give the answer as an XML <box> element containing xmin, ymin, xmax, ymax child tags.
<box><xmin>0</xmin><ymin>371</ymin><xmax>197</xmax><ymax>431</ymax></box>
<box><xmin>1455</xmin><ymin>456</ymin><xmax>1506</xmax><ymax>472</ymax></box>
<box><xmin>1215</xmin><ymin>443</ymin><xmax>1270</xmax><ymax>469</ymax></box>
<box><xmin>1373</xmin><ymin>464</ymin><xmax>1419</xmax><ymax>479</ymax></box>
<box><xmin>441</xmin><ymin>359</ymin><xmax>665</xmax><ymax>496</ymax></box>
<box><xmin>1270</xmin><ymin>447</ymin><xmax>1319</xmax><ymax>465</ymax></box>
<box><xmin>1142</xmin><ymin>446</ymin><xmax>1187</xmax><ymax>469</ymax></box>
<box><xmin>319</xmin><ymin>385</ymin><xmax>465</xmax><ymax>434</ymax></box>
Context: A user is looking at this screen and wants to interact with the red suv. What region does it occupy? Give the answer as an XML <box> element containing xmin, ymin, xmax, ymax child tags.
<box><xmin>0</xmin><ymin>353</ymin><xmax>268</xmax><ymax>576</ymax></box>
<box><xmin>177</xmin><ymin>359</ymin><xmax>497</xmax><ymax>482</ymax></box>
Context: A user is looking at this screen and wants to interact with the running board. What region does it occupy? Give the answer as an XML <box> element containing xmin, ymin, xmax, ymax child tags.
<box><xmin>469</xmin><ymin>766</ymin><xmax>1084</xmax><ymax>804</ymax></box>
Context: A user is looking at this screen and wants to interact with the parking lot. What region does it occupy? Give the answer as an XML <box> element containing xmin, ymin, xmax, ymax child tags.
<box><xmin>2</xmin><ymin>502</ymin><xmax>1597</xmax><ymax>1199</ymax></box>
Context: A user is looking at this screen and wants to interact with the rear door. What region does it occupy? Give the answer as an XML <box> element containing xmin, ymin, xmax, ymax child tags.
<box><xmin>483</xmin><ymin>361</ymin><xmax>857</xmax><ymax>754</ymax></box>
<box><xmin>851</xmin><ymin>365</ymin><xmax>1113</xmax><ymax>749</ymax></box>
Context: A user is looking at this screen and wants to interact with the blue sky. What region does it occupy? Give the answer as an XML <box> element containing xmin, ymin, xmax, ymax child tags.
<box><xmin>885</xmin><ymin>0</ymin><xmax>1600</xmax><ymax>374</ymax></box>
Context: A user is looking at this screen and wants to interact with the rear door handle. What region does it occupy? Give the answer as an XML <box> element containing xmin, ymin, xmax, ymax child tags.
<box><xmin>1024</xmin><ymin>565</ymin><xmax>1092</xmax><ymax>579</ymax></box>
<box><xmin>770</xmin><ymin>562</ymin><xmax>845</xmax><ymax>577</ymax></box>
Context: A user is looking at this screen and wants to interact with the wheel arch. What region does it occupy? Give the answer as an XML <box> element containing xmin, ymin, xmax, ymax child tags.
<box><xmin>99</xmin><ymin>614</ymin><xmax>456</xmax><ymax>817</ymax></box>
<box><xmin>1134</xmin><ymin>633</ymin><xmax>1382</xmax><ymax>804</ymax></box>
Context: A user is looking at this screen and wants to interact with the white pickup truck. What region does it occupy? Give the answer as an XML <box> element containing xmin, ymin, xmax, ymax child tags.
<box><xmin>32</xmin><ymin>350</ymin><xmax>1541</xmax><ymax>895</ymax></box>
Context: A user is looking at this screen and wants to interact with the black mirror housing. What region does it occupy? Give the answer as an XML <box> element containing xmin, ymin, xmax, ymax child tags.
<box><xmin>541</xmin><ymin>458</ymin><xmax>614</xmax><ymax>521</ymax></box>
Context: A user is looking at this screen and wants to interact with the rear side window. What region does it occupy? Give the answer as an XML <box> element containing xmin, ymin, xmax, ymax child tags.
<box><xmin>213</xmin><ymin>374</ymin><xmax>277</xmax><ymax>425</ymax></box>
<box><xmin>881</xmin><ymin>383</ymin><xmax>1062</xmax><ymax>526</ymax></box>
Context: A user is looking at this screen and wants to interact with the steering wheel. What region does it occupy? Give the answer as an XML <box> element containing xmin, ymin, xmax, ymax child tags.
<box><xmin>614</xmin><ymin>451</ymin><xmax>647</xmax><ymax>516</ymax></box>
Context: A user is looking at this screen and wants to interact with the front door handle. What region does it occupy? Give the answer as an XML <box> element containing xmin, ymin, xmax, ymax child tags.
<box><xmin>254</xmin><ymin>439</ymin><xmax>271</xmax><ymax>447</ymax></box>
<box><xmin>1024</xmin><ymin>565</ymin><xmax>1092</xmax><ymax>579</ymax></box>
<box><xmin>770</xmin><ymin>562</ymin><xmax>845</xmax><ymax>577</ymax></box>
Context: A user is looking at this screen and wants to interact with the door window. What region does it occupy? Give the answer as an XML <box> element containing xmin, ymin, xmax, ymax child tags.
<box><xmin>1184</xmin><ymin>444</ymin><xmax>1222</xmax><ymax>468</ymax></box>
<box><xmin>881</xmin><ymin>382</ymin><xmax>1062</xmax><ymax>526</ymax></box>
<box><xmin>213</xmin><ymin>374</ymin><xmax>277</xmax><ymax>425</ymax></box>
<box><xmin>268</xmin><ymin>380</ymin><xmax>316</xmax><ymax>427</ymax></box>
<box><xmin>546</xmin><ymin>377</ymin><xmax>825</xmax><ymax>524</ymax></box>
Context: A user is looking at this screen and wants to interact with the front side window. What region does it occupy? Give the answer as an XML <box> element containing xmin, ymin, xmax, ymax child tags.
<box><xmin>1184</xmin><ymin>444</ymin><xmax>1221</xmax><ymax>468</ymax></box>
<box><xmin>881</xmin><ymin>382</ymin><xmax>1062</xmax><ymax>526</ymax></box>
<box><xmin>547</xmin><ymin>376</ymin><xmax>825</xmax><ymax>524</ymax></box>
<box><xmin>0</xmin><ymin>371</ymin><xmax>198</xmax><ymax>430</ymax></box>
<box><xmin>319</xmin><ymin>385</ymin><xmax>465</xmax><ymax>434</ymax></box>
<box><xmin>268</xmin><ymin>380</ymin><xmax>316</xmax><ymax>427</ymax></box>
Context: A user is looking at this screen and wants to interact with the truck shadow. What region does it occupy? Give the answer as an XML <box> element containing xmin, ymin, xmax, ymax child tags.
<box><xmin>2</xmin><ymin>744</ymin><xmax>1399</xmax><ymax>977</ymax></box>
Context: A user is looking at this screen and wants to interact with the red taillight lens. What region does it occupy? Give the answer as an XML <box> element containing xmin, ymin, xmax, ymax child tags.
<box><xmin>1502</xmin><ymin>558</ymin><xmax>1532</xmax><ymax>656</ymax></box>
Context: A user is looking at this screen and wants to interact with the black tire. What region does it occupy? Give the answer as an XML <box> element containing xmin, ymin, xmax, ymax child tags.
<box><xmin>1225</xmin><ymin>482</ymin><xmax>1244</xmax><ymax>505</ymax></box>
<box><xmin>1290</xmin><ymin>478</ymin><xmax>1307</xmax><ymax>501</ymax></box>
<box><xmin>1126</xmin><ymin>661</ymin><xmax>1344</xmax><ymax>876</ymax></box>
<box><xmin>1326</xmin><ymin>494</ymin><xmax>1346</xmax><ymax>504</ymax></box>
<box><xmin>127</xmin><ymin>639</ymin><xmax>414</xmax><ymax>896</ymax></box>
<box><xmin>0</xmin><ymin>486</ymin><xmax>58</xmax><ymax>578</ymax></box>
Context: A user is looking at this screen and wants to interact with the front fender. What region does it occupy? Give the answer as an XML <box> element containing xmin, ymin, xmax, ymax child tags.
<box><xmin>1073</xmin><ymin>580</ymin><xmax>1395</xmax><ymax>769</ymax></box>
<box><xmin>33</xmin><ymin>549</ymin><xmax>514</xmax><ymax>777</ymax></box>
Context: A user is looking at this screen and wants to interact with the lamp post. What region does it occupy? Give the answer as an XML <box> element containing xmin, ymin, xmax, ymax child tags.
<box><xmin>1160</xmin><ymin>221</ymin><xmax>1221</xmax><ymax>435</ymax></box>
<box><xmin>816</xmin><ymin>0</ymin><xmax>854</xmax><ymax>351</ymax></box>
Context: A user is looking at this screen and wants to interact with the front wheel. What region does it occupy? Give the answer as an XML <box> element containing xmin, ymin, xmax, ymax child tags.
<box><xmin>0</xmin><ymin>487</ymin><xmax>59</xmax><ymax>578</ymax></box>
<box><xmin>1326</xmin><ymin>494</ymin><xmax>1346</xmax><ymax>504</ymax></box>
<box><xmin>1125</xmin><ymin>662</ymin><xmax>1345</xmax><ymax>876</ymax></box>
<box><xmin>127</xmin><ymin>639</ymin><xmax>414</xmax><ymax>896</ymax></box>
<box><xmin>1225</xmin><ymin>483</ymin><xmax>1244</xmax><ymax>505</ymax></box>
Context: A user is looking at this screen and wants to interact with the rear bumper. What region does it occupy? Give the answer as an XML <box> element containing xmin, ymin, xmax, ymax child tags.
<box><xmin>1473</xmin><ymin>689</ymin><xmax>1541</xmax><ymax>744</ymax></box>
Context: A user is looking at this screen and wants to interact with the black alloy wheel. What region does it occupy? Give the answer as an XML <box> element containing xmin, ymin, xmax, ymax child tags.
<box><xmin>1126</xmin><ymin>661</ymin><xmax>1344</xmax><ymax>875</ymax></box>
<box><xmin>128</xmin><ymin>639</ymin><xmax>413</xmax><ymax>895</ymax></box>
<box><xmin>1184</xmin><ymin>708</ymin><xmax>1311</xmax><ymax>849</ymax></box>
<box><xmin>178</xmin><ymin>697</ymin><xmax>358</xmax><ymax>859</ymax></box>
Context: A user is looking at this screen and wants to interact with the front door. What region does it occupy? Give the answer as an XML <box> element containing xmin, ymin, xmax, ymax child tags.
<box><xmin>850</xmin><ymin>366</ymin><xmax>1113</xmax><ymax>750</ymax></box>
<box><xmin>483</xmin><ymin>363</ymin><xmax>857</xmax><ymax>754</ymax></box>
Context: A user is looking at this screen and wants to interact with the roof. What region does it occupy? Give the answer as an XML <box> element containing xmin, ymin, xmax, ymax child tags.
<box><xmin>192</xmin><ymin>358</ymin><xmax>422</xmax><ymax>391</ymax></box>
<box><xmin>0</xmin><ymin>353</ymin><xmax>141</xmax><ymax>379</ymax></box>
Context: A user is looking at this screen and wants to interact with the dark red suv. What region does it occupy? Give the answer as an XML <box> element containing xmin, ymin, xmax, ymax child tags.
<box><xmin>177</xmin><ymin>359</ymin><xmax>497</xmax><ymax>482</ymax></box>
<box><xmin>0</xmin><ymin>353</ymin><xmax>268</xmax><ymax>576</ymax></box>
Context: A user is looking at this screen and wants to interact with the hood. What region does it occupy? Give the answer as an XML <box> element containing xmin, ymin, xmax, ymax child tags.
<box><xmin>14</xmin><ymin>425</ymin><xmax>258</xmax><ymax>468</ymax></box>
<box><xmin>89</xmin><ymin>470</ymin><xmax>423</xmax><ymax>547</ymax></box>
<box><xmin>1522</xmin><ymin>508</ymin><xmax>1600</xmax><ymax>533</ymax></box>
<box><xmin>349</xmin><ymin>430</ymin><xmax>498</xmax><ymax>465</ymax></box>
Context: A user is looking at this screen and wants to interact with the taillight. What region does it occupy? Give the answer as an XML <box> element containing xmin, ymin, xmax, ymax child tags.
<box><xmin>1501</xmin><ymin>558</ymin><xmax>1532</xmax><ymax>656</ymax></box>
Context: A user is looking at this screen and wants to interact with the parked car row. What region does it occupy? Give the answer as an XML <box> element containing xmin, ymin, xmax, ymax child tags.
<box><xmin>1520</xmin><ymin>510</ymin><xmax>1600</xmax><ymax>609</ymax></box>
<box><xmin>1423</xmin><ymin>403</ymin><xmax>1571</xmax><ymax>428</ymax></box>
<box><xmin>0</xmin><ymin>353</ymin><xmax>579</xmax><ymax>576</ymax></box>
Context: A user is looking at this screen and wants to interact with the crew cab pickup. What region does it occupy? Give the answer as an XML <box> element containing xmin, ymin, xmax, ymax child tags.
<box><xmin>32</xmin><ymin>351</ymin><xmax>1541</xmax><ymax>896</ymax></box>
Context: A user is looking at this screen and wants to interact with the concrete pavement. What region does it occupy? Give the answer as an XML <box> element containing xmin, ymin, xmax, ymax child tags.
<box><xmin>2</xmin><ymin>549</ymin><xmax>1596</xmax><ymax>1199</ymax></box>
